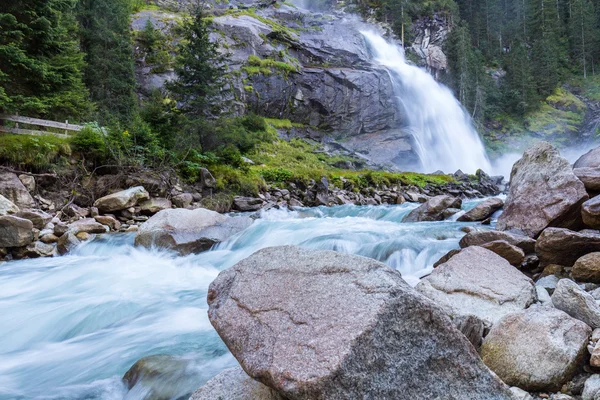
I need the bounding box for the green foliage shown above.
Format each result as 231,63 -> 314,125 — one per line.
246,55 -> 299,75
0,134 -> 72,170
140,90 -> 182,148
260,167 -> 294,183
71,124 -> 107,164
137,20 -> 173,73
0,0 -> 92,119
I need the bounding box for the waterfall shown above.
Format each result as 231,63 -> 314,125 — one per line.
361,31 -> 491,174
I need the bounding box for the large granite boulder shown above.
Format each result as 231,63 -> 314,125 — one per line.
480,306 -> 591,392
574,168 -> 600,192
458,197 -> 504,222
416,246 -> 536,326
0,194 -> 19,216
552,279 -> 600,328
135,208 -> 253,254
574,147 -> 600,168
402,195 -> 462,222
536,228 -> 600,266
496,142 -> 588,237
572,252 -> 600,283
190,366 -> 284,400
208,246 -> 514,400
0,172 -> 35,209
0,215 -> 34,247
93,186 -> 150,213
459,229 -> 536,253
582,196 -> 600,229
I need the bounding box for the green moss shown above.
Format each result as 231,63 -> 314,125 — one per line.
244,85 -> 254,93
224,9 -> 299,40
264,118 -> 304,129
247,55 -> 299,75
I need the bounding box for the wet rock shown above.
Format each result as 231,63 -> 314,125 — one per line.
208,245 -> 514,400
575,146 -> 600,168
18,174 -> 35,192
583,196 -> 600,229
139,198 -> 172,214
233,196 -> 264,212
573,253 -> 600,283
416,246 -> 536,326
12,241 -> 55,258
171,192 -> 193,208
0,216 -> 34,248
536,228 -> 600,267
497,142 -> 588,237
480,240 -> 525,266
190,366 -> 283,400
459,229 -> 536,254
16,209 -> 52,230
0,194 -> 19,216
94,215 -> 121,231
53,223 -> 69,237
481,306 -> 590,392
57,232 -> 80,255
458,197 -> 504,222
574,168 -> 600,192
552,278 -> 600,328
0,172 -> 35,208
135,208 -> 253,255
69,218 -> 109,234
402,195 -> 462,222
93,186 -> 150,213
433,249 -> 460,267
583,374 -> 600,400
40,233 -> 58,244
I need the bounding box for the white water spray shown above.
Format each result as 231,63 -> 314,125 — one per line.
361,31 -> 491,174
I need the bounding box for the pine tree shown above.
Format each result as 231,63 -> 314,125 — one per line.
502,39 -> 538,114
0,0 -> 91,119
77,0 -> 137,125
569,0 -> 599,77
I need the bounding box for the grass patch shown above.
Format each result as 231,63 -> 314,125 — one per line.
264,118 -> 304,129
0,134 -> 72,170
247,55 -> 299,75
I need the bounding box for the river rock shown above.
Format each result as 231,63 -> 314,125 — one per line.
208,245 -> 514,400
509,387 -> 534,400
172,192 -> 193,208
93,186 -> 150,213
57,232 -> 80,255
0,172 -> 36,208
135,208 -> 253,255
458,197 -> 504,222
69,218 -> 109,234
552,278 -> 600,328
190,366 -> 284,400
402,195 -> 462,222
416,246 -> 536,326
583,196 -> 600,229
459,229 -> 536,254
16,209 -> 51,230
583,374 -> 600,400
139,198 -> 172,214
536,228 -> 600,266
573,253 -> 600,283
480,240 -> 526,266
64,203 -> 89,219
480,305 -> 591,392
93,215 -> 121,231
575,147 -> 600,168
496,142 -> 588,237
233,196 -> 264,212
0,216 -> 34,248
0,194 -> 19,216
574,168 -> 600,192
12,241 -> 55,259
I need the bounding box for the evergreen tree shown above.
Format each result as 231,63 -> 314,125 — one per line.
0,0 -> 91,119
569,0 -> 599,77
502,39 -> 538,114
77,0 -> 137,125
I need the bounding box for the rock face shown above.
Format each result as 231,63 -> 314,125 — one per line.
402,195 -> 462,222
190,366 -> 284,400
496,142 -> 588,237
0,194 -> 19,216
0,172 -> 35,209
459,229 -> 536,254
536,228 -> 600,266
0,215 -> 34,247
93,186 -> 150,213
458,197 -> 504,222
574,146 -> 600,168
552,279 -> 600,328
572,253 -> 600,283
582,196 -> 600,229
480,306 -> 591,392
135,208 -> 253,254
416,246 -> 536,326
208,246 -> 513,400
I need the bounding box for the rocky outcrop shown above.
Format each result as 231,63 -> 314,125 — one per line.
459,229 -> 536,254
135,208 -> 253,254
497,142 -> 588,237
416,246 -> 536,326
402,195 -> 461,222
536,228 -> 600,267
0,216 -> 34,248
410,15 -> 449,76
552,279 -> 600,328
190,366 -> 284,400
480,306 -> 591,392
93,186 -> 150,213
458,197 -> 503,222
208,246 -> 513,399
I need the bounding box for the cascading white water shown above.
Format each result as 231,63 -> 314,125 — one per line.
361,31 -> 491,174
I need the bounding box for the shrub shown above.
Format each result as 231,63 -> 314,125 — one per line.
71,124 -> 107,164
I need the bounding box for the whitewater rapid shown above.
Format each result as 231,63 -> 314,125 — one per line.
0,201 -> 494,400
361,31 -> 491,175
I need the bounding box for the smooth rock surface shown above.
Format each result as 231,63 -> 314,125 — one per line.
480,240 -> 525,266
69,218 -> 109,234
416,246 -> 536,326
458,197 -> 504,222
552,278 -> 600,328
0,194 -> 19,216
481,306 -> 591,392
402,195 -> 462,222
575,146 -> 600,168
139,198 -> 172,214
497,142 -> 588,237
233,196 -> 264,212
189,366 -> 283,400
536,228 -> 600,266
0,172 -> 35,208
16,209 -> 51,230
459,229 -> 536,254
574,167 -> 600,192
573,252 -> 600,283
93,186 -> 149,213
208,246 -> 514,400
0,216 -> 34,248
135,208 -> 253,254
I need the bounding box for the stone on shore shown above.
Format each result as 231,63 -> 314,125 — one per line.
208,246 -> 514,400
139,198 -> 172,214
582,196 -> 600,229
574,167 -> 600,192
459,229 -> 536,254
497,142 -> 588,237
457,197 -> 504,222
93,186 -> 149,213
189,366 -> 284,400
16,209 -> 52,230
0,194 -> 19,216
536,228 -> 600,267
0,215 -> 34,248
575,146 -> 600,169
479,240 -> 525,266
572,253 -> 600,283
0,172 -> 35,208
402,195 -> 462,222
552,278 -> 600,328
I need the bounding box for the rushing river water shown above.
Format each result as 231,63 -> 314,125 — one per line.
0,200 -> 496,400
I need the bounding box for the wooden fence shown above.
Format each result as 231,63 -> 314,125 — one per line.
0,114 -> 84,138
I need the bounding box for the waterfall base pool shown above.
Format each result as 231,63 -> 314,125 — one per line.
0,202 -> 494,400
